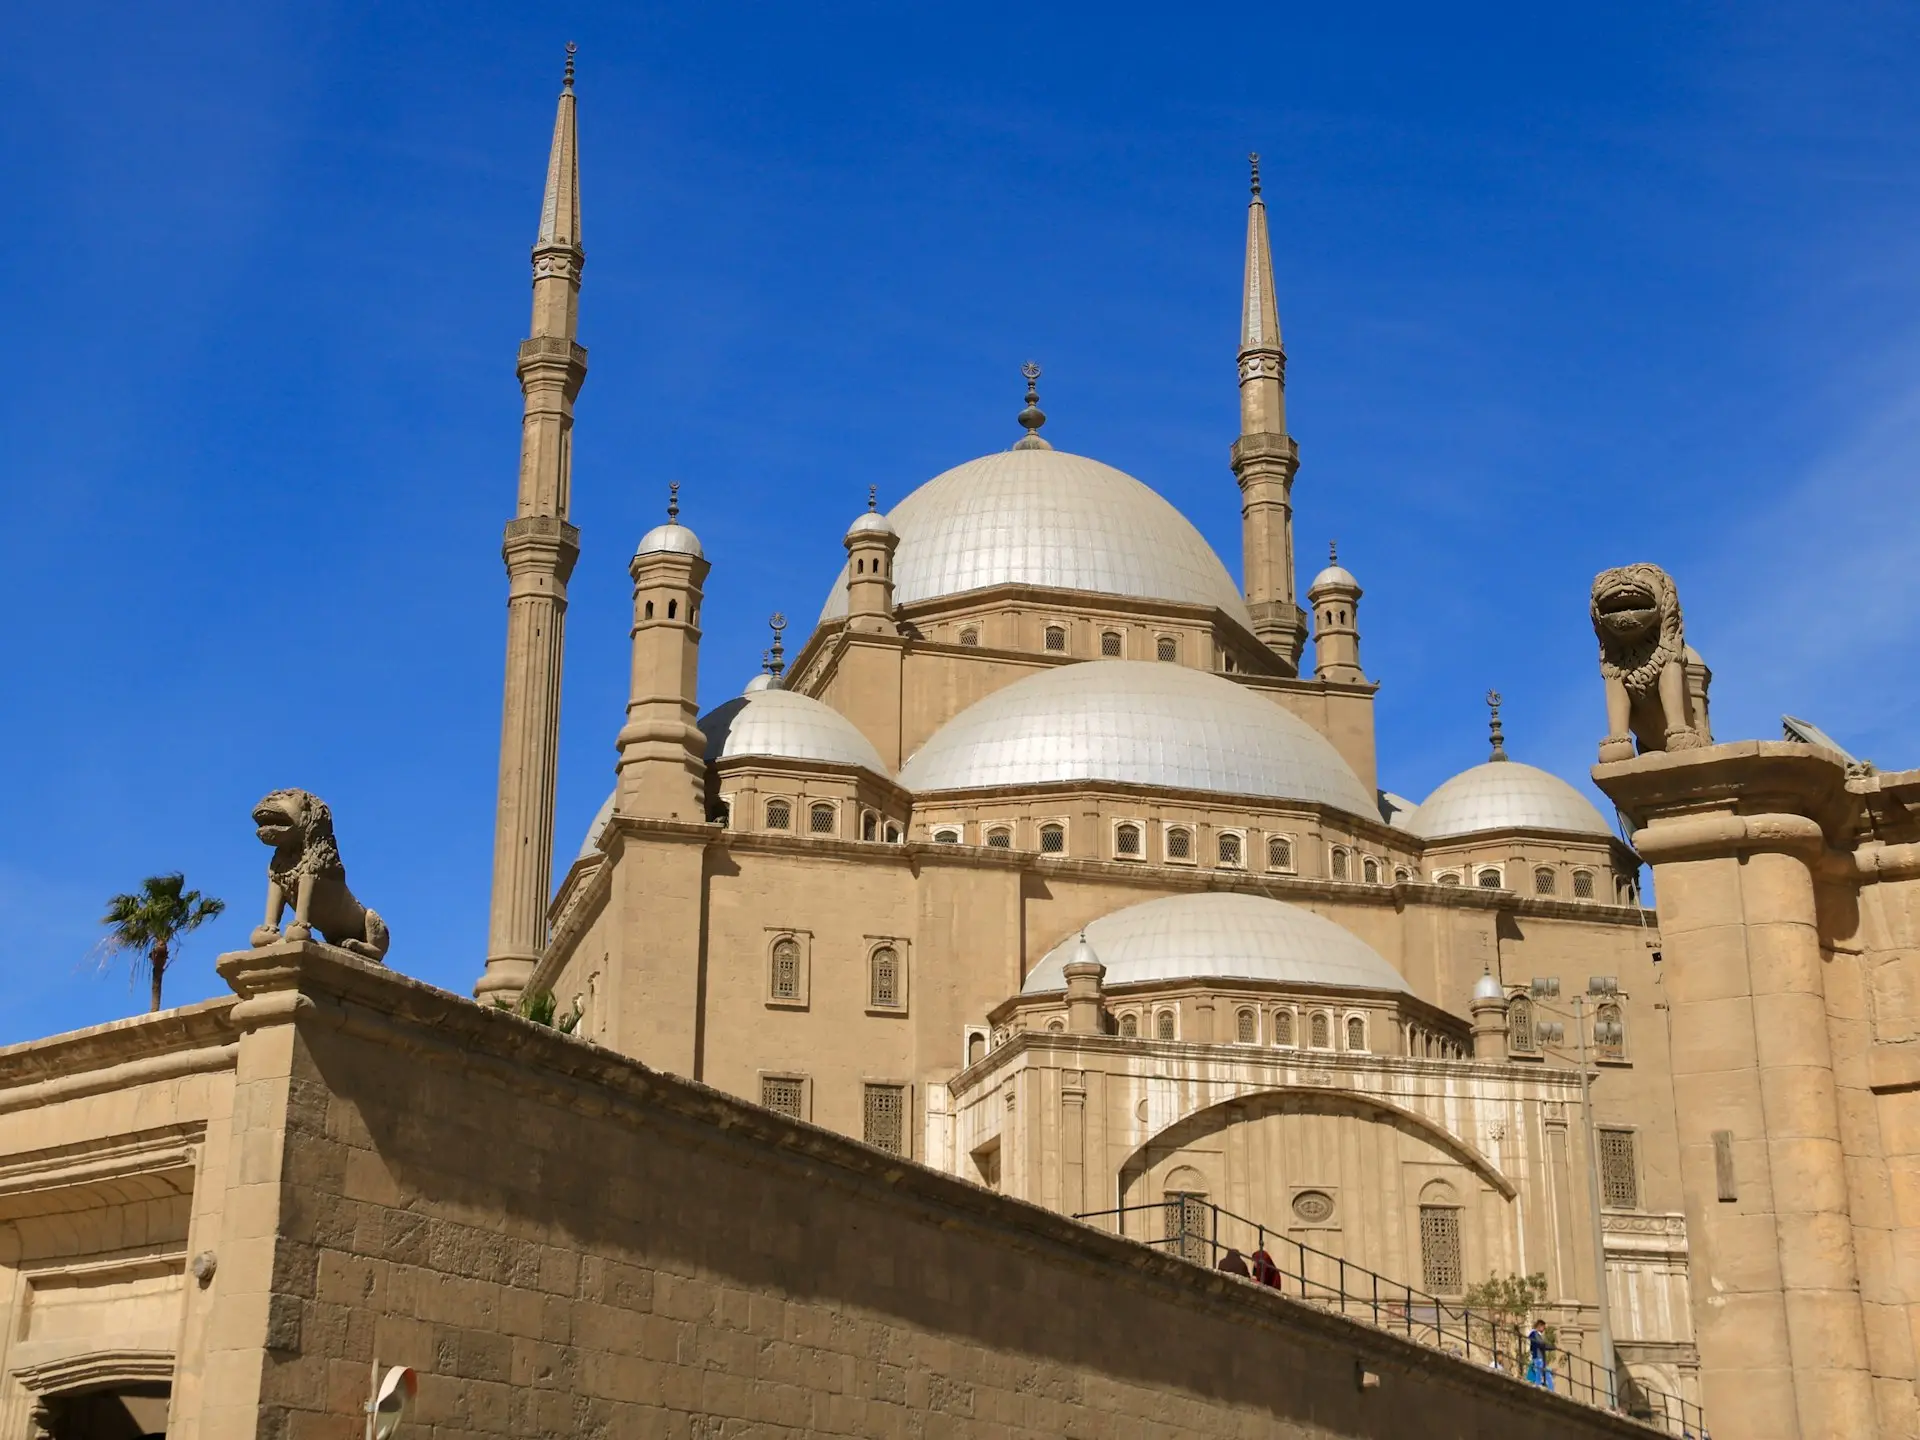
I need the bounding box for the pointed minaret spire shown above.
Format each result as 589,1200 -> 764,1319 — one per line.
480,48 -> 591,1004
1487,690 -> 1509,762
1231,152 -> 1308,672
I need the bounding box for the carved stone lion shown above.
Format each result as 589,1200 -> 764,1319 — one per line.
248,789 -> 390,961
1591,564 -> 1709,762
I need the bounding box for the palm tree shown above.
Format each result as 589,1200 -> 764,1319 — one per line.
100,873 -> 226,1012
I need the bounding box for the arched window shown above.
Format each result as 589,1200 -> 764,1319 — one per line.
1268,835 -> 1294,871
883,822 -> 902,843
1115,823 -> 1142,858
1436,870 -> 1462,886
1509,995 -> 1535,1053
855,558 -> 864,574
861,811 -> 878,841
1047,1018 -> 1066,1032
1164,1177 -> 1210,1263
868,946 -> 901,1009
932,827 -> 961,844
769,937 -> 801,1001
959,626 -> 979,647
1101,630 -> 1123,657
1331,848 -> 1350,881
1477,867 -> 1503,889
1039,823 -> 1066,854
1573,869 -> 1596,899
1596,1001 -> 1625,1060
967,1032 -> 985,1067
1394,866 -> 1411,883
1273,1010 -> 1294,1046
985,826 -> 1012,849
1119,1013 -> 1138,1039
765,798 -> 791,830
1156,1010 -> 1176,1041
1236,1008 -> 1257,1044
1044,625 -> 1067,652
1165,827 -> 1193,861
1346,1015 -> 1366,1051
809,802 -> 836,835
1419,1182 -> 1463,1294
1310,1012 -> 1331,1048
667,599 -> 677,619
644,600 -> 654,619
1217,832 -> 1243,867
1156,635 -> 1177,662
1362,856 -> 1380,885
1535,866 -> 1558,895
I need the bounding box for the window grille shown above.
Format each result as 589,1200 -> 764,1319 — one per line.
932,828 -> 960,844
986,827 -> 1011,848
770,938 -> 800,1001
869,946 -> 900,1008
958,626 -> 979,647
1477,868 -> 1503,889
810,802 -> 836,834
1101,631 -> 1122,657
1419,1206 -> 1463,1293
1273,1011 -> 1293,1046
1165,828 -> 1192,860
863,1084 -> 906,1155
1346,1015 -> 1365,1050
1600,1129 -> 1639,1209
1156,1011 -> 1175,1041
1310,1012 -> 1330,1048
1331,848 -> 1349,881
1596,1002 -> 1625,1061
884,822 -> 901,843
1394,866 -> 1411,883
1218,832 -> 1242,866
1164,1192 -> 1209,1264
1119,1013 -> 1138,1039
1362,857 -> 1379,884
861,811 -> 877,841
761,1076 -> 805,1120
1115,823 -> 1141,857
1235,1009 -> 1256,1043
1156,636 -> 1177,662
1573,869 -> 1596,899
1044,625 -> 1067,652
1268,835 -> 1293,871
1437,871 -> 1462,886
1535,867 -> 1558,895
1039,823 -> 1066,854
1509,996 -> 1535,1052
765,798 -> 791,830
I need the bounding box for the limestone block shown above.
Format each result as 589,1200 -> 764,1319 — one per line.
1768,1134 -> 1854,1214
1666,994 -> 1762,1075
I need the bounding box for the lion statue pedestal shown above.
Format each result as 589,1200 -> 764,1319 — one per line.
248,788 -> 390,962
1590,563 -> 1712,762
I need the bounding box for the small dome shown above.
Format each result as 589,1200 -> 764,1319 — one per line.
1022,892 -> 1409,995
1308,562 -> 1359,595
1378,791 -> 1418,829
636,521 -> 703,559
1472,970 -> 1506,1003
577,791 -> 617,861
898,660 -> 1376,817
1407,761 -> 1612,840
818,448 -> 1251,627
743,672 -> 780,694
846,510 -> 896,540
700,689 -> 888,774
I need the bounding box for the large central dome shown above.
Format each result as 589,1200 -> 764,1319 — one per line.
817,447 -> 1252,627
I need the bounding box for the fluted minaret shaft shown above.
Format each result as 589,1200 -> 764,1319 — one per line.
480,51 -> 588,1003
1231,155 -> 1307,673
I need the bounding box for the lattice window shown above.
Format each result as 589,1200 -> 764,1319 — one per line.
761,1076 -> 805,1120
1164,1192 -> 1209,1264
1331,848 -> 1349,881
1346,1015 -> 1366,1050
770,938 -> 801,1001
1101,631 -> 1122,657
932,827 -> 960,844
1509,996 -> 1535,1053
1156,635 -> 1177,662
868,945 -> 901,1009
1437,871 -> 1462,886
1039,823 -> 1065,854
1218,832 -> 1243,867
1394,866 -> 1411,883
1268,835 -> 1293,871
1310,1012 -> 1331,1048
1600,1129 -> 1639,1209
863,1084 -> 906,1155
1477,868 -> 1503,889
959,626 -> 979,647
1573,869 -> 1596,899
861,811 -> 877,841
986,827 -> 1012,848
810,802 -> 836,834
1419,1206 -> 1463,1293
1166,827 -> 1192,860
1156,1010 -> 1176,1041
1236,1009 -> 1257,1044
1273,1010 -> 1293,1046
1119,1013 -> 1138,1039
1596,1002 -> 1625,1061
1363,856 -> 1380,885
1044,625 -> 1067,652
765,798 -> 791,830
1535,866 -> 1558,895
1115,823 -> 1141,857
884,822 -> 901,843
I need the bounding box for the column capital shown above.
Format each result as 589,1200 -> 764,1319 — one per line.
1229,431 -> 1299,479
502,516 -> 581,580
1594,741 -> 1857,848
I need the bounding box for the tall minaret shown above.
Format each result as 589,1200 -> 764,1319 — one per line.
478,46 -> 587,1004
1230,153 -> 1308,673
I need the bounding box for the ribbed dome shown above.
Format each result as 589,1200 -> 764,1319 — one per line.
701,689 -> 888,773
898,660 -> 1375,816
1407,761 -> 1612,840
1308,562 -> 1359,594
817,448 -> 1251,627
635,521 -> 703,558
1022,892 -> 1409,995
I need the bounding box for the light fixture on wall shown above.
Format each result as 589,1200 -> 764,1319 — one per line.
366,1362 -> 417,1440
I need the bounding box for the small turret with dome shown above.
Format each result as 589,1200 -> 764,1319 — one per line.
843,486 -> 901,635
636,480 -> 704,558
1307,541 -> 1364,683
617,483 -> 711,820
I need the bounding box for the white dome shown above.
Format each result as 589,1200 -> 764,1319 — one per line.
636,521 -> 703,558
898,660 -> 1375,816
1022,892 -> 1409,995
1308,562 -> 1359,594
846,510 -> 896,539
1407,761 -> 1613,840
701,689 -> 888,774
577,791 -> 617,861
817,448 -> 1251,627
743,672 -> 779,694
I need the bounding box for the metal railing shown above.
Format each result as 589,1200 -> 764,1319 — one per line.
1074,1198 -> 1709,1438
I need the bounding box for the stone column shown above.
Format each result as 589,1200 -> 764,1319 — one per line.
1063,956 -> 1106,1036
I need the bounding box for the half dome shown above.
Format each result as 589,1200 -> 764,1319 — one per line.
1022,892 -> 1409,995
898,660 -> 1375,816
1407,761 -> 1612,840
701,689 -> 888,773
817,448 -> 1251,627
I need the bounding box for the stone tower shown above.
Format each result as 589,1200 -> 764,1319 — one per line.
1231,153 -> 1307,673
616,487 -> 710,820
843,488 -> 901,636
1307,543 -> 1364,684
479,49 -> 587,1004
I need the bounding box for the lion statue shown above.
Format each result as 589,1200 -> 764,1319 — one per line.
248,788 -> 390,961
1590,563 -> 1711,762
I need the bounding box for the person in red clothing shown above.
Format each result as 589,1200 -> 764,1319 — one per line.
1249,1247 -> 1281,1287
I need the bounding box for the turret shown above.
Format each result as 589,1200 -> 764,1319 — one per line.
1063,937 -> 1107,1036
844,486 -> 900,635
615,484 -> 710,820
1470,968 -> 1510,1062
1307,542 -> 1364,683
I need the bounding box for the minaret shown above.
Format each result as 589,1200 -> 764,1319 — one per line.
1230,154 -> 1308,672
616,484 -> 710,820
1307,542 -> 1364,683
478,46 -> 588,1004
844,486 -> 901,634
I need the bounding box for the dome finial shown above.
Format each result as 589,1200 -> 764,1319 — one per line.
768,613 -> 788,678
1013,361 -> 1052,450
1329,539 -> 1337,565
867,484 -> 878,513
563,41 -> 577,90
1249,151 -> 1262,199
1486,689 -> 1508,762
667,480 -> 680,522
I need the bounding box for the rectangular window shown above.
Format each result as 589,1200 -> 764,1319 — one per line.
864,1083 -> 907,1155
1164,1192 -> 1209,1264
1600,1129 -> 1640,1209
1419,1206 -> 1463,1293
761,1075 -> 806,1120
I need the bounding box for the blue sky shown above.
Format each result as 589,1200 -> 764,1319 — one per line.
2,3 -> 1916,1040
